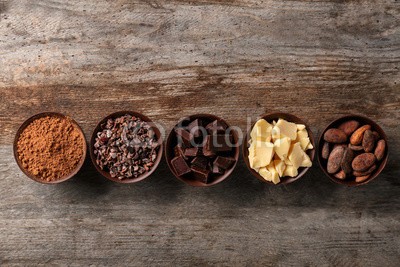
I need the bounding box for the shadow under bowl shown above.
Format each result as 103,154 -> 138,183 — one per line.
242,112 -> 315,185
317,114 -> 389,186
89,111 -> 163,184
13,112 -> 87,184
165,114 -> 239,187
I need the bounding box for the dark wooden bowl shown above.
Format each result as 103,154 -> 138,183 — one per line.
89,111 -> 163,184
13,112 -> 87,184
242,112 -> 315,185
318,114 -> 389,186
165,114 -> 239,187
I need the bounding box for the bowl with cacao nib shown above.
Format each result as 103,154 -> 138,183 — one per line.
165,114 -> 239,187
318,115 -> 388,186
90,111 -> 163,183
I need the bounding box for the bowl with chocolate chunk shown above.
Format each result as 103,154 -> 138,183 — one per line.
243,113 -> 315,185
90,111 -> 163,183
318,115 -> 388,186
165,114 -> 239,187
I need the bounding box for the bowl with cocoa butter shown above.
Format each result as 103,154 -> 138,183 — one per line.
318,115 -> 388,186
243,113 -> 315,185
90,111 -> 163,184
13,112 -> 87,184
165,114 -> 239,187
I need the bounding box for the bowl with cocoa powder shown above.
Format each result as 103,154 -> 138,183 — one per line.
90,111 -> 163,184
13,112 -> 87,184
318,115 -> 389,186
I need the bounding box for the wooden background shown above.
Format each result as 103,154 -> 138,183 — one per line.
1,0 -> 399,266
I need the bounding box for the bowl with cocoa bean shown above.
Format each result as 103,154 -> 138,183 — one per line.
318,115 -> 388,186
90,111 -> 163,183
165,114 -> 239,187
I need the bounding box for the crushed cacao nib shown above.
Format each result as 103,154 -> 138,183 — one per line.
94,114 -> 159,179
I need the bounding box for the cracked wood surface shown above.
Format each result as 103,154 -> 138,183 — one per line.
0,0 -> 399,266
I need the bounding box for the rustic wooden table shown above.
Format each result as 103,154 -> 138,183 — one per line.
1,0 -> 399,266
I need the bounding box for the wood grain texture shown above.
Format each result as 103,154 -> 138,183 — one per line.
0,0 -> 399,266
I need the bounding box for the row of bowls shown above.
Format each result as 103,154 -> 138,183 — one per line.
13,111 -> 389,187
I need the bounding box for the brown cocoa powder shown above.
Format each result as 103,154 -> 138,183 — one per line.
17,116 -> 85,181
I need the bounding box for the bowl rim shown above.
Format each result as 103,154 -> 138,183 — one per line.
242,112 -> 315,185
317,114 -> 389,186
13,112 -> 87,184
165,113 -> 239,187
89,110 -> 163,184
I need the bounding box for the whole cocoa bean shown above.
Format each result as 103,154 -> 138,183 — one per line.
348,144 -> 364,151
372,131 -> 380,140
338,120 -> 360,136
334,170 -> 346,180
353,164 -> 377,177
322,142 -> 330,160
333,143 -> 347,150
374,139 -> 386,161
341,148 -> 355,174
352,153 -> 376,172
355,175 -> 370,183
350,125 -> 371,145
327,146 -> 345,174
324,128 -> 347,144
362,130 -> 375,153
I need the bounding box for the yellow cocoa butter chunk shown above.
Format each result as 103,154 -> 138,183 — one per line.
288,142 -> 304,170
271,125 -> 281,142
273,159 -> 286,178
275,119 -> 297,140
306,142 -> 314,150
283,165 -> 298,177
248,141 -> 256,169
300,152 -> 312,167
299,137 -> 311,151
296,129 -> 309,141
296,128 -> 313,151
250,119 -> 272,142
267,163 -> 280,184
259,167 -> 272,182
249,141 -> 274,169
296,124 -> 306,131
273,137 -> 291,160
284,157 -> 293,166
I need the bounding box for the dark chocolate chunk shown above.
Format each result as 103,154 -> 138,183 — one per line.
188,119 -> 203,138
212,164 -> 224,175
174,144 -> 188,160
212,134 -> 232,152
191,156 -> 208,170
213,156 -> 236,170
171,156 -> 191,176
206,120 -> 226,135
191,165 -> 210,183
184,147 -> 200,157
175,128 -> 193,147
202,135 -> 216,157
